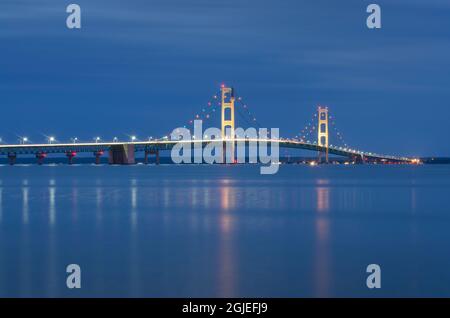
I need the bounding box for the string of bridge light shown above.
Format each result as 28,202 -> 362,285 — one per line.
235,96 -> 263,129
164,91 -> 265,139
165,91 -> 274,140
160,91 -> 221,139
296,112 -> 317,143
186,91 -> 221,130
181,90 -> 265,130
294,110 -> 352,148
327,113 -> 370,155
328,113 -> 349,148
235,106 -> 254,128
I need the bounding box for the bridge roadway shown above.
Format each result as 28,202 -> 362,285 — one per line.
0,139 -> 413,164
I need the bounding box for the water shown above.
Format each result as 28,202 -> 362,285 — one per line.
0,164 -> 450,297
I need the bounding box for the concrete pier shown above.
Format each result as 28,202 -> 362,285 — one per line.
108,144 -> 135,165
66,151 -> 76,165
8,153 -> 17,165
36,152 -> 46,165
94,151 -> 104,165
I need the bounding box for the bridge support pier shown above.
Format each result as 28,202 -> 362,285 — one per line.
145,149 -> 160,165
8,153 -> 17,165
353,154 -> 365,164
108,144 -> 135,165
36,152 -> 47,165
155,149 -> 160,165
66,151 -> 76,165
94,151 -> 104,165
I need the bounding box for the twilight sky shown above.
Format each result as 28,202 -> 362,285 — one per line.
1,0 -> 450,156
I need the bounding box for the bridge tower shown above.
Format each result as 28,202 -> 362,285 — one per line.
317,106 -> 329,163
221,85 -> 235,162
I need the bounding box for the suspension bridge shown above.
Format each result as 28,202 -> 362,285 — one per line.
0,85 -> 417,165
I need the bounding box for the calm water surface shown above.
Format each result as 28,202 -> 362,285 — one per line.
0,164 -> 450,297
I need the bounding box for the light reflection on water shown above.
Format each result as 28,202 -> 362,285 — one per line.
218,186 -> 235,297
0,165 -> 450,297
22,187 -> 29,225
315,184 -> 330,296
49,186 -> 56,226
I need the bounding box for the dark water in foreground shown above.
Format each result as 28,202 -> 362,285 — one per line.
0,164 -> 450,297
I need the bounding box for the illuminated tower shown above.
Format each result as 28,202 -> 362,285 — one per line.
317,106 -> 329,163
221,85 -> 235,162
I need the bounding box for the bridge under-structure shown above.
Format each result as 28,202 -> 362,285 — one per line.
0,139 -> 414,165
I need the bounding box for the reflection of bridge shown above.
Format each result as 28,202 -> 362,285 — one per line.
0,85 -> 416,165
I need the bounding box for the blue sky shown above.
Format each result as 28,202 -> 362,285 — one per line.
1,0 -> 450,156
